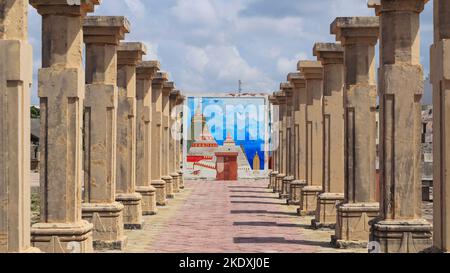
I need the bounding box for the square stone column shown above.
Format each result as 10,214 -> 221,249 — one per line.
268,95 -> 280,191
162,81 -> 175,198
280,83 -> 295,200
169,90 -> 181,193
81,16 -> 129,250
311,43 -> 345,229
369,0 -> 432,253
176,94 -> 186,189
431,0 -> 450,253
274,91 -> 287,195
287,73 -> 308,205
0,0 -> 37,253
116,42 -> 146,230
136,61 -> 160,216
29,0 -> 100,253
330,16 -> 380,248
151,72 -> 169,206
298,61 -> 324,216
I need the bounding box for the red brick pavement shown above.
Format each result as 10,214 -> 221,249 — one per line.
140,179 -> 333,253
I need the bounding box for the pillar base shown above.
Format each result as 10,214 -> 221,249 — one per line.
371,219 -> 432,253
275,173 -> 286,193
82,202 -> 127,250
178,170 -> 184,189
162,175 -> 174,199
311,192 -> 344,229
115,193 -> 143,230
299,186 -> 322,216
170,172 -> 181,193
152,180 -> 168,206
136,185 -> 158,215
31,221 -> 94,253
280,176 -> 294,199
331,202 -> 379,248
269,171 -> 279,190
287,180 -> 306,206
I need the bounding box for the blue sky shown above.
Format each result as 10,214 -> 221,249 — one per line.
28,0 -> 434,105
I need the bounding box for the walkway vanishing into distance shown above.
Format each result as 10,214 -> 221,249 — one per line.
105,179 -> 366,253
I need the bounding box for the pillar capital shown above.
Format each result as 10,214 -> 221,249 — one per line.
288,72 -> 306,88
117,42 -> 147,66
136,60 -> 160,80
163,81 -> 175,97
280,82 -> 294,98
331,17 -> 379,46
269,95 -> 278,105
367,0 -> 381,15
153,71 -> 169,86
313,42 -> 344,65
170,89 -> 181,101
298,61 -> 323,80
378,0 -> 427,13
274,91 -> 287,105
83,16 -> 130,45
434,0 -> 450,41
30,0 -> 101,16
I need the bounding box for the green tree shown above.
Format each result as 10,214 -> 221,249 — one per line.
31,106 -> 40,119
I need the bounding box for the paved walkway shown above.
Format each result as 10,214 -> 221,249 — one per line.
106,179 -> 366,253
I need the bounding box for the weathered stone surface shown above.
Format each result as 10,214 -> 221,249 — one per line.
298,61 -> 324,215
29,0 -> 100,253
162,82 -> 175,198
331,16 -> 380,248
151,72 -> 169,206
312,42 -> 345,228
370,0 -> 432,253
115,42 -> 146,229
431,0 -> 450,253
0,0 -> 37,253
136,61 -> 160,215
82,16 -> 129,249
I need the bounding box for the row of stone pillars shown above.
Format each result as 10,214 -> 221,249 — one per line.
269,0 -> 450,253
0,0 -> 185,253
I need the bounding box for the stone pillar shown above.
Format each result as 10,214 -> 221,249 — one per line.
162,81 -> 175,198
287,73 -> 308,205
268,95 -> 279,191
298,61 -> 324,216
311,43 -> 345,229
176,94 -> 186,189
169,90 -> 181,193
136,61 -> 160,216
29,0 -> 100,253
116,42 -> 146,230
431,0 -> 450,253
369,0 -> 432,253
274,91 -> 287,195
0,0 -> 37,253
151,72 -> 169,206
280,83 -> 294,200
81,16 -> 129,250
330,16 -> 380,248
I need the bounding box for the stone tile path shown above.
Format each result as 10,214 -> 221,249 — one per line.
104,179 -> 367,253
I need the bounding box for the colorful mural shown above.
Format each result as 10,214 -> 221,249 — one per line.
184,96 -> 269,180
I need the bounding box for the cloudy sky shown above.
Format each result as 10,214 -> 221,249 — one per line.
28,0 -> 434,105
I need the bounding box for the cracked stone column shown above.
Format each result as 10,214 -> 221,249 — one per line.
0,0 -> 37,253
280,83 -> 294,200
431,0 -> 450,253
81,16 -> 129,250
151,72 -> 169,206
369,0 -> 432,253
298,61 -> 324,216
274,91 -> 287,195
176,93 -> 185,189
330,16 -> 380,248
311,43 -> 345,229
29,0 -> 100,253
116,42 -> 146,230
162,81 -> 175,198
287,73 -> 308,205
169,90 -> 181,193
268,95 -> 279,191
136,61 -> 160,216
